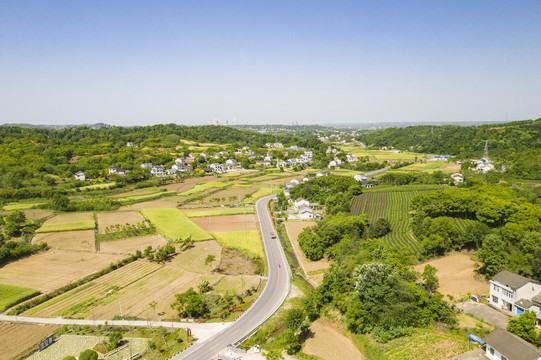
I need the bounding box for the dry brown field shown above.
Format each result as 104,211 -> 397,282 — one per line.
285,221 -> 330,274
0,323 -> 60,360
43,212 -> 93,224
109,188 -> 157,198
118,195 -> 182,211
96,211 -> 145,233
303,318 -> 364,360
191,214 -> 258,233
0,250 -> 123,293
193,186 -> 255,206
413,252 -> 488,299
32,230 -> 96,251
22,209 -> 53,220
170,240 -> 223,273
161,176 -> 219,192
98,235 -> 167,254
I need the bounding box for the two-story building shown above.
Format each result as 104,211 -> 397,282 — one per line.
489,271 -> 541,316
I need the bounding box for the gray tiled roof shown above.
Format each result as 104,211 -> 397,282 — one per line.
484,329 -> 541,360
492,270 -> 535,290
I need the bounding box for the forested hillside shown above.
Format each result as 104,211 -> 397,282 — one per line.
357,118 -> 541,179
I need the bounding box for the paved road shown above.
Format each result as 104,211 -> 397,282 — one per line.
0,315 -> 229,343
176,195 -> 291,360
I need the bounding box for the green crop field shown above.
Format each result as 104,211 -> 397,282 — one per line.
178,181 -> 229,196
241,187 -> 274,204
36,220 -> 96,233
76,182 -> 116,191
185,207 -> 255,218
338,145 -> 428,162
212,230 -> 264,258
2,201 -> 47,211
353,185 -> 442,254
0,284 -> 40,312
116,190 -> 177,204
141,208 -> 213,241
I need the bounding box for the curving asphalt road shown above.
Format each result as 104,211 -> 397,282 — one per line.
176,195 -> 291,359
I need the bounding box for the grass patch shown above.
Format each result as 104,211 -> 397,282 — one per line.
115,191 -> 177,205
2,201 -> 47,211
36,220 -> 96,233
178,182 -> 229,196
212,230 -> 264,258
232,184 -> 254,188
0,284 -> 40,312
76,182 -> 116,191
184,207 -> 255,218
242,187 -> 274,204
141,208 -> 213,241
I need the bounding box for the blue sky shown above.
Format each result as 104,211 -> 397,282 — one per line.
1,1 -> 540,126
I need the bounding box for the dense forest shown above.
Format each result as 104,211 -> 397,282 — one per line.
357,118 -> 541,179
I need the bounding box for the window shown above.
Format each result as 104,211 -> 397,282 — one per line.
489,347 -> 494,355
502,288 -> 513,298
492,296 -> 499,303
502,356 -> 508,360
493,284 -> 499,292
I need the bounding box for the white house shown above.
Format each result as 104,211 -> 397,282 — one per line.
328,160 -> 338,168
126,142 -> 134,147
140,163 -> 153,170
294,198 -> 310,211
165,169 -> 177,176
151,165 -> 164,176
74,171 -> 86,181
451,173 -> 464,185
489,271 -> 541,316
290,178 -> 300,187
294,197 -> 313,219
346,154 -> 358,163
316,171 -> 330,177
109,166 -> 128,175
354,174 -> 369,186
483,328 -> 541,360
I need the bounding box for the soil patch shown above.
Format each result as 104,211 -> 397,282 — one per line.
96,211 -> 145,233
220,247 -> 259,275
0,250 -> 124,293
0,323 -> 60,360
285,221 -> 330,274
413,252 -> 488,299
98,234 -> 168,254
119,195 -> 182,211
43,213 -> 93,224
169,240 -> 224,273
32,230 -> 96,251
22,209 -> 53,220
191,214 -> 258,233
304,318 -> 364,360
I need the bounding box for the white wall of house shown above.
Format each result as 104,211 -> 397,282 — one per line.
490,281 -> 515,311
516,283 -> 541,304
485,345 -> 506,360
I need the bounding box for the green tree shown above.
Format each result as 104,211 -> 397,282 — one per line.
205,254 -> 216,266
507,310 -> 538,345
283,308 -> 304,331
107,332 -> 123,351
422,264 -> 439,293
79,349 -> 98,360
171,287 -> 208,318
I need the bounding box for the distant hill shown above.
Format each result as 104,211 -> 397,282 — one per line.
1,123 -> 110,129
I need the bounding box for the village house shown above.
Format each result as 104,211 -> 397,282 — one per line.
108,166 -> 128,175
483,328 -> 541,360
451,173 -> 464,185
294,197 -> 313,219
316,171 -> 330,177
126,142 -> 134,147
140,163 -> 153,170
354,174 -> 369,186
150,165 -> 164,176
210,163 -> 226,173
74,171 -> 86,181
346,153 -> 358,163
165,168 -> 177,176
489,270 -> 541,317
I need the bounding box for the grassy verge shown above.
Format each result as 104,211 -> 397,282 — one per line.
141,208 -> 213,241
0,284 -> 41,312
36,220 -> 96,233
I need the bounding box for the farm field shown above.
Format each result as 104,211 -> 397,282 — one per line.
192,214 -> 258,233
0,283 -> 40,312
389,161 -> 460,173
96,211 -> 145,233
76,182 -> 116,191
178,181 -> 229,196
413,252 -> 488,299
35,220 -> 96,233
32,230 -> 96,251
2,200 -> 47,211
114,190 -> 177,204
98,234 -> 167,254
285,221 -> 330,280
161,176 -> 221,192
0,250 -> 124,293
184,207 -> 255,218
119,194 -> 181,210
212,230 -> 264,258
0,323 -> 60,360
241,186 -> 274,204
191,185 -> 256,206
338,146 -> 428,162
109,188 -> 159,198
303,318 -> 363,360
141,208 -> 213,241
353,185 -> 443,254
43,212 -> 93,223
22,209 -> 53,220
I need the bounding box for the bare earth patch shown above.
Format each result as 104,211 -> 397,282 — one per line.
96,211 -> 145,233
22,209 -> 53,220
43,212 -> 93,224
304,318 -> 364,360
32,230 -> 96,251
413,252 -> 488,299
170,240 -> 224,273
98,234 -> 167,254
220,248 -> 259,275
0,323 -> 60,360
0,250 -> 124,293
285,221 -> 330,274
191,214 -> 258,233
